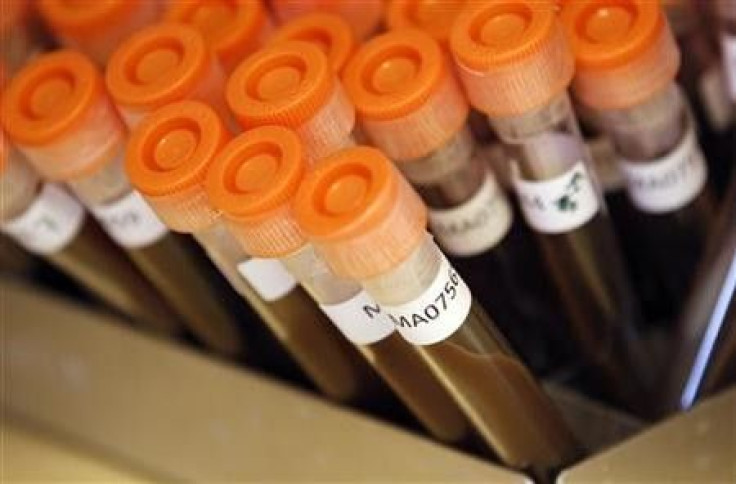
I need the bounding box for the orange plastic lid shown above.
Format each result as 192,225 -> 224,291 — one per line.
560,0 -> 680,110
386,0 -> 467,49
293,146 -> 427,279
2,50 -> 102,146
126,100 -> 230,233
450,0 -> 574,117
226,40 -> 336,129
343,29 -> 468,160
106,23 -> 211,114
164,0 -> 271,72
206,125 -> 307,257
271,13 -> 356,74
271,0 -> 384,40
38,0 -> 142,37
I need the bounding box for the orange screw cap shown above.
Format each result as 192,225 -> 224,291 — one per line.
386,0 -> 467,49
294,146 -> 427,279
206,125 -> 308,258
271,13 -> 356,74
164,0 -> 273,73
226,41 -> 355,160
450,0 -> 574,117
106,23 -> 227,129
1,49 -> 125,181
38,0 -> 160,65
343,29 -> 469,161
126,101 -> 231,234
271,0 -> 384,40
560,0 -> 680,110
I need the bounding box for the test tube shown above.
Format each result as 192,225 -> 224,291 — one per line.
294,146 -> 581,478
0,128 -> 181,334
106,23 -> 233,130
226,41 -> 356,161
37,0 -> 161,66
662,171 -> 736,413
561,0 -> 717,323
126,100 -> 378,403
450,0 -> 649,411
342,29 -> 570,373
206,124 -> 472,443
270,12 -> 356,75
164,0 -> 273,74
270,0 -> 384,40
1,50 -> 246,359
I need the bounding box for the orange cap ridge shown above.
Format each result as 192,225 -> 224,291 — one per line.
450,0 -> 574,117
271,13 -> 356,74
164,0 -> 272,73
560,0 -> 680,110
126,101 -> 230,234
271,0 -> 384,40
343,29 -> 469,161
226,40 -> 355,160
38,0 -> 160,65
1,49 -> 126,181
106,23 -> 222,126
206,125 -> 307,257
294,146 -> 427,279
386,0 -> 467,49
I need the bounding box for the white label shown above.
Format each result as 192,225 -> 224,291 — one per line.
721,34 -> 736,102
237,257 -> 298,302
320,291 -> 395,345
384,255 -> 472,346
698,65 -> 733,132
1,184 -> 85,255
91,191 -> 168,249
512,161 -> 600,234
429,172 -> 513,257
619,127 -> 707,214
588,136 -> 626,192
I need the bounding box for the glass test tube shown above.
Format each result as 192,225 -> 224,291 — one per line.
2,50 -> 246,358
270,12 -> 356,76
662,171 -> 736,413
270,0 -> 384,41
717,0 -> 736,106
0,129 -> 181,334
451,0 -> 649,412
106,23 -> 234,130
342,29 -> 570,374
164,0 -> 273,74
126,101 -> 378,403
37,0 -> 161,66
226,40 -> 357,161
206,124 -> 473,444
294,146 -> 582,479
562,0 -> 717,324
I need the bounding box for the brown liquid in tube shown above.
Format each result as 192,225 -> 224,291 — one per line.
363,235 -> 582,480
399,125 -> 571,374
280,243 -> 473,444
68,149 -> 246,358
596,84 -> 717,324
0,147 -> 181,334
193,220 -> 380,403
492,93 -> 651,413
